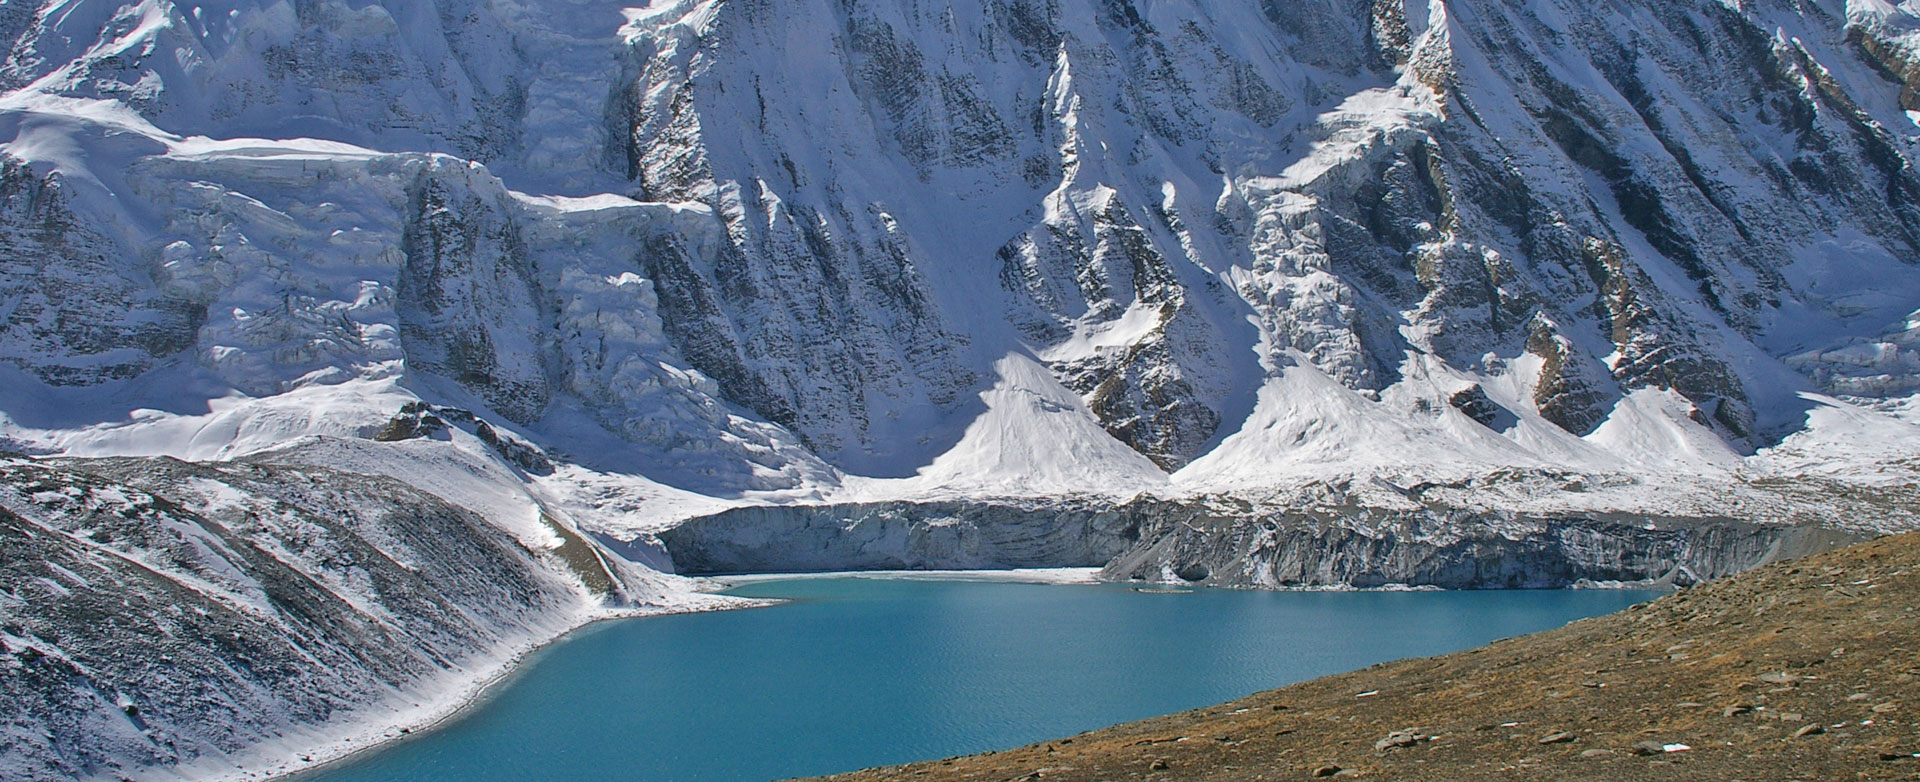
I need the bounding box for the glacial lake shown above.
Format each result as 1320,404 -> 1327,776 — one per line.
301,577 -> 1658,782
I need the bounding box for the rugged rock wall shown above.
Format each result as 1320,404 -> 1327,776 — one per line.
605,0 -> 1920,466
0,158 -> 200,385
6,0 -> 1920,493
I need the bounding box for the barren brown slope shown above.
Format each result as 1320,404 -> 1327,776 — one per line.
806,532 -> 1920,782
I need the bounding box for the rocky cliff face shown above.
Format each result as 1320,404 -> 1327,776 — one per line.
609,0 -> 1920,465
0,158 -> 200,385
5,0 -> 1920,494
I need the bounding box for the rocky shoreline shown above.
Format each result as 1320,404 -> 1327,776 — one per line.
803,531 -> 1920,781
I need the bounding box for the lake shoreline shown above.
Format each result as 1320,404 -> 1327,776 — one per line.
261,574 -> 1658,782
809,532 -> 1920,782
695,566 -> 1106,588
245,569 -> 1102,782
232,567 -> 1679,782
696,567 -> 1681,592
228,594 -> 764,782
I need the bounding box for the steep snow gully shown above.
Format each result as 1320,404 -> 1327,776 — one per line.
3,0 -> 1920,779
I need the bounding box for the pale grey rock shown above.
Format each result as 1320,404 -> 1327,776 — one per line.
1098,499 -> 1863,589
659,494 -> 1864,589
658,500 -> 1140,574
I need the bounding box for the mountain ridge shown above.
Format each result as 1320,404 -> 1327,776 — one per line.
4,0 -> 1919,507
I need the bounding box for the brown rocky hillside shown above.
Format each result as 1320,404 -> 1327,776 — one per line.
808,532 -> 1920,781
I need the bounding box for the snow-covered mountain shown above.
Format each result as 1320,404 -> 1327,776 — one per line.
5,0 -> 1920,777
7,0 -> 1920,496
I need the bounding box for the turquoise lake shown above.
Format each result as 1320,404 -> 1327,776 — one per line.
300,577 -> 1659,782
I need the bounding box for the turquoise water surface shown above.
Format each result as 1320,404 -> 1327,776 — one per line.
300,577 -> 1657,782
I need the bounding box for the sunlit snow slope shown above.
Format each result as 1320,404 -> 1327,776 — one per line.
6,0 -> 1920,508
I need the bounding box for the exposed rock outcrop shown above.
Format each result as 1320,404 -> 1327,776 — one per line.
0,455 -> 606,782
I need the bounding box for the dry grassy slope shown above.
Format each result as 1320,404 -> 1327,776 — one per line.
808,532 -> 1920,781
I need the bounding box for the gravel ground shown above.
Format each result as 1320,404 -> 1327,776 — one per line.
806,532 -> 1920,781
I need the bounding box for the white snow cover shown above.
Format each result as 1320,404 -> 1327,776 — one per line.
842,354 -> 1169,499
1,0 -> 1915,525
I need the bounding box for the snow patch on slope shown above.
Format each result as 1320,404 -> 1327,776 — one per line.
844,353 -> 1168,500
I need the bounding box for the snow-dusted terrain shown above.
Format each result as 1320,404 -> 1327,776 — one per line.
5,0 -> 1920,779
0,450 -> 751,782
